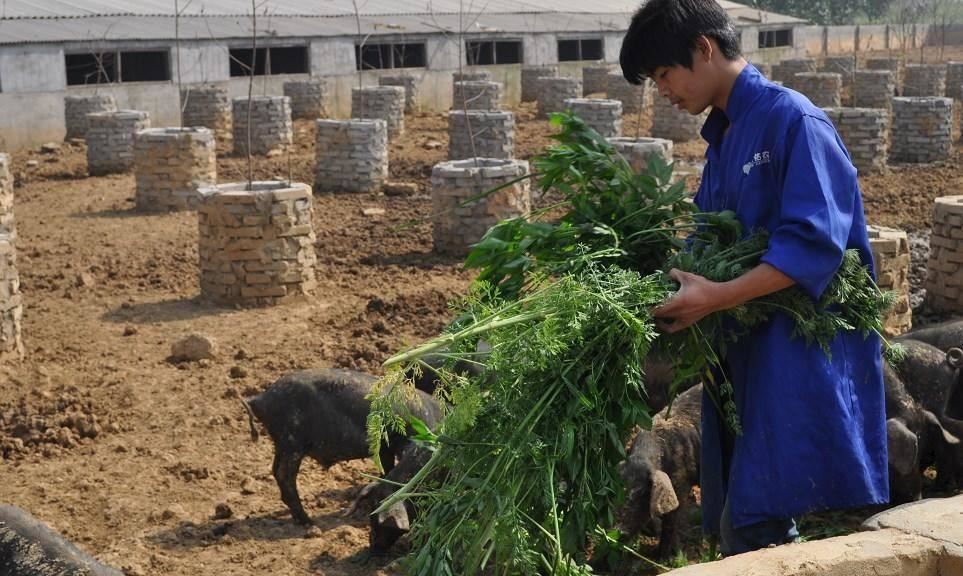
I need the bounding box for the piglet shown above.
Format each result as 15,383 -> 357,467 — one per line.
243,368 -> 441,525
620,382 -> 702,559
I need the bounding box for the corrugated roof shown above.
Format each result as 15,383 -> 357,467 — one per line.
0,0 -> 804,45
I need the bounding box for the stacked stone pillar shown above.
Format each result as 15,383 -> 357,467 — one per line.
853,70 -> 896,109
86,110 -> 151,175
351,86 -> 405,138
821,55 -> 857,92
536,77 -> 582,119
0,232 -> 21,362
521,66 -> 558,102
564,98 -> 622,138
772,58 -> 817,89
890,97 -> 953,163
180,85 -> 232,151
133,128 -> 217,212
867,225 -> 912,336
283,80 -> 329,120
232,96 -> 292,156
452,81 -> 502,111
582,65 -> 613,96
822,107 -> 889,174
607,74 -> 649,114
314,119 -> 388,193
946,62 -> 963,100
651,96 -> 707,142
431,159 -> 531,256
607,137 -> 673,173
448,111 -> 515,160
379,75 -> 419,113
902,64 -> 947,97
0,154 -> 13,238
794,72 -> 842,107
197,181 -> 317,306
866,57 -> 902,92
64,94 -> 117,140
926,196 -> 963,313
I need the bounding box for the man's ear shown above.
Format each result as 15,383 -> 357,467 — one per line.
696,35 -> 713,62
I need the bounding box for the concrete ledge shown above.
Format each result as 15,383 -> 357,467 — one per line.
662,496 -> 962,576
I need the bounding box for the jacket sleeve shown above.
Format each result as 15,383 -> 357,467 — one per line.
760,114 -> 857,300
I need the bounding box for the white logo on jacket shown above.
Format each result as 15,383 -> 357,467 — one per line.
742,151 -> 771,175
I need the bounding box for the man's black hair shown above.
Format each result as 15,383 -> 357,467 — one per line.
620,0 -> 742,85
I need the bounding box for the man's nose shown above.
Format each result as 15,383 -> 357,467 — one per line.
655,79 -> 670,99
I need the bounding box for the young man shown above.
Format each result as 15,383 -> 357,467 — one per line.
620,0 -> 888,556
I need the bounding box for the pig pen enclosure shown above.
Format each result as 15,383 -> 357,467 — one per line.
2,58 -> 963,576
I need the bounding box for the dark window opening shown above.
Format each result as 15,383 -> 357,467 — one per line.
120,51 -> 169,82
65,52 -> 117,85
466,40 -> 523,65
557,38 -> 603,62
355,42 -> 426,70
230,46 -> 308,76
759,29 -> 792,48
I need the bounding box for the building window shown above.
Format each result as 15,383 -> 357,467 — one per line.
558,38 -> 604,62
759,29 -> 793,48
66,51 -> 169,85
465,40 -> 523,65
229,46 -> 309,77
355,42 -> 427,70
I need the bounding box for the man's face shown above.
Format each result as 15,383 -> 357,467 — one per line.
650,52 -> 714,115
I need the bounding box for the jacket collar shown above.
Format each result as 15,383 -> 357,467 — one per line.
700,63 -> 766,147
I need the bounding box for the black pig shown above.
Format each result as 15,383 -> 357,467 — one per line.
243,368 -> 442,525
0,504 -> 124,576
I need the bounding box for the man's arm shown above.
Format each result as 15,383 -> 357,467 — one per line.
652,263 -> 794,333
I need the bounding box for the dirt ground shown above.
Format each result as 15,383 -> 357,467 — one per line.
1,90 -> 962,575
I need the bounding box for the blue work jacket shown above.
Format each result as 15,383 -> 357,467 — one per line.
694,64 -> 889,533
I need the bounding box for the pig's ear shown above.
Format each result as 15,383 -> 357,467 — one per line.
923,410 -> 960,445
946,347 -> 963,369
649,470 -> 679,518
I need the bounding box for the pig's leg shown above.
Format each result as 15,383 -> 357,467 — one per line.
656,507 -> 681,560
273,450 -> 310,524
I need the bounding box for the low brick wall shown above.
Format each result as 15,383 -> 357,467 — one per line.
379,75 -> 419,114
651,97 -> 707,142
607,137 -> 673,174
890,97 -> 953,164
823,107 -> 889,173
795,72 -> 843,107
351,86 -> 405,138
821,55 -> 857,91
180,85 -> 232,152
536,77 -> 582,119
867,225 -> 912,336
431,158 -> 531,256
64,94 -> 117,140
902,64 -> 947,97
853,70 -> 897,109
314,119 -> 388,194
866,56 -> 902,91
283,79 -> 328,120
452,81 -> 502,111
197,181 -> 317,307
86,110 -> 151,175
564,98 -> 622,138
232,96 -> 292,156
0,233 -> 22,363
133,127 -> 217,212
947,62 -> 963,100
452,71 -> 492,83
582,64 -> 614,96
448,110 -> 515,160
521,66 -> 557,102
607,73 -> 649,114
